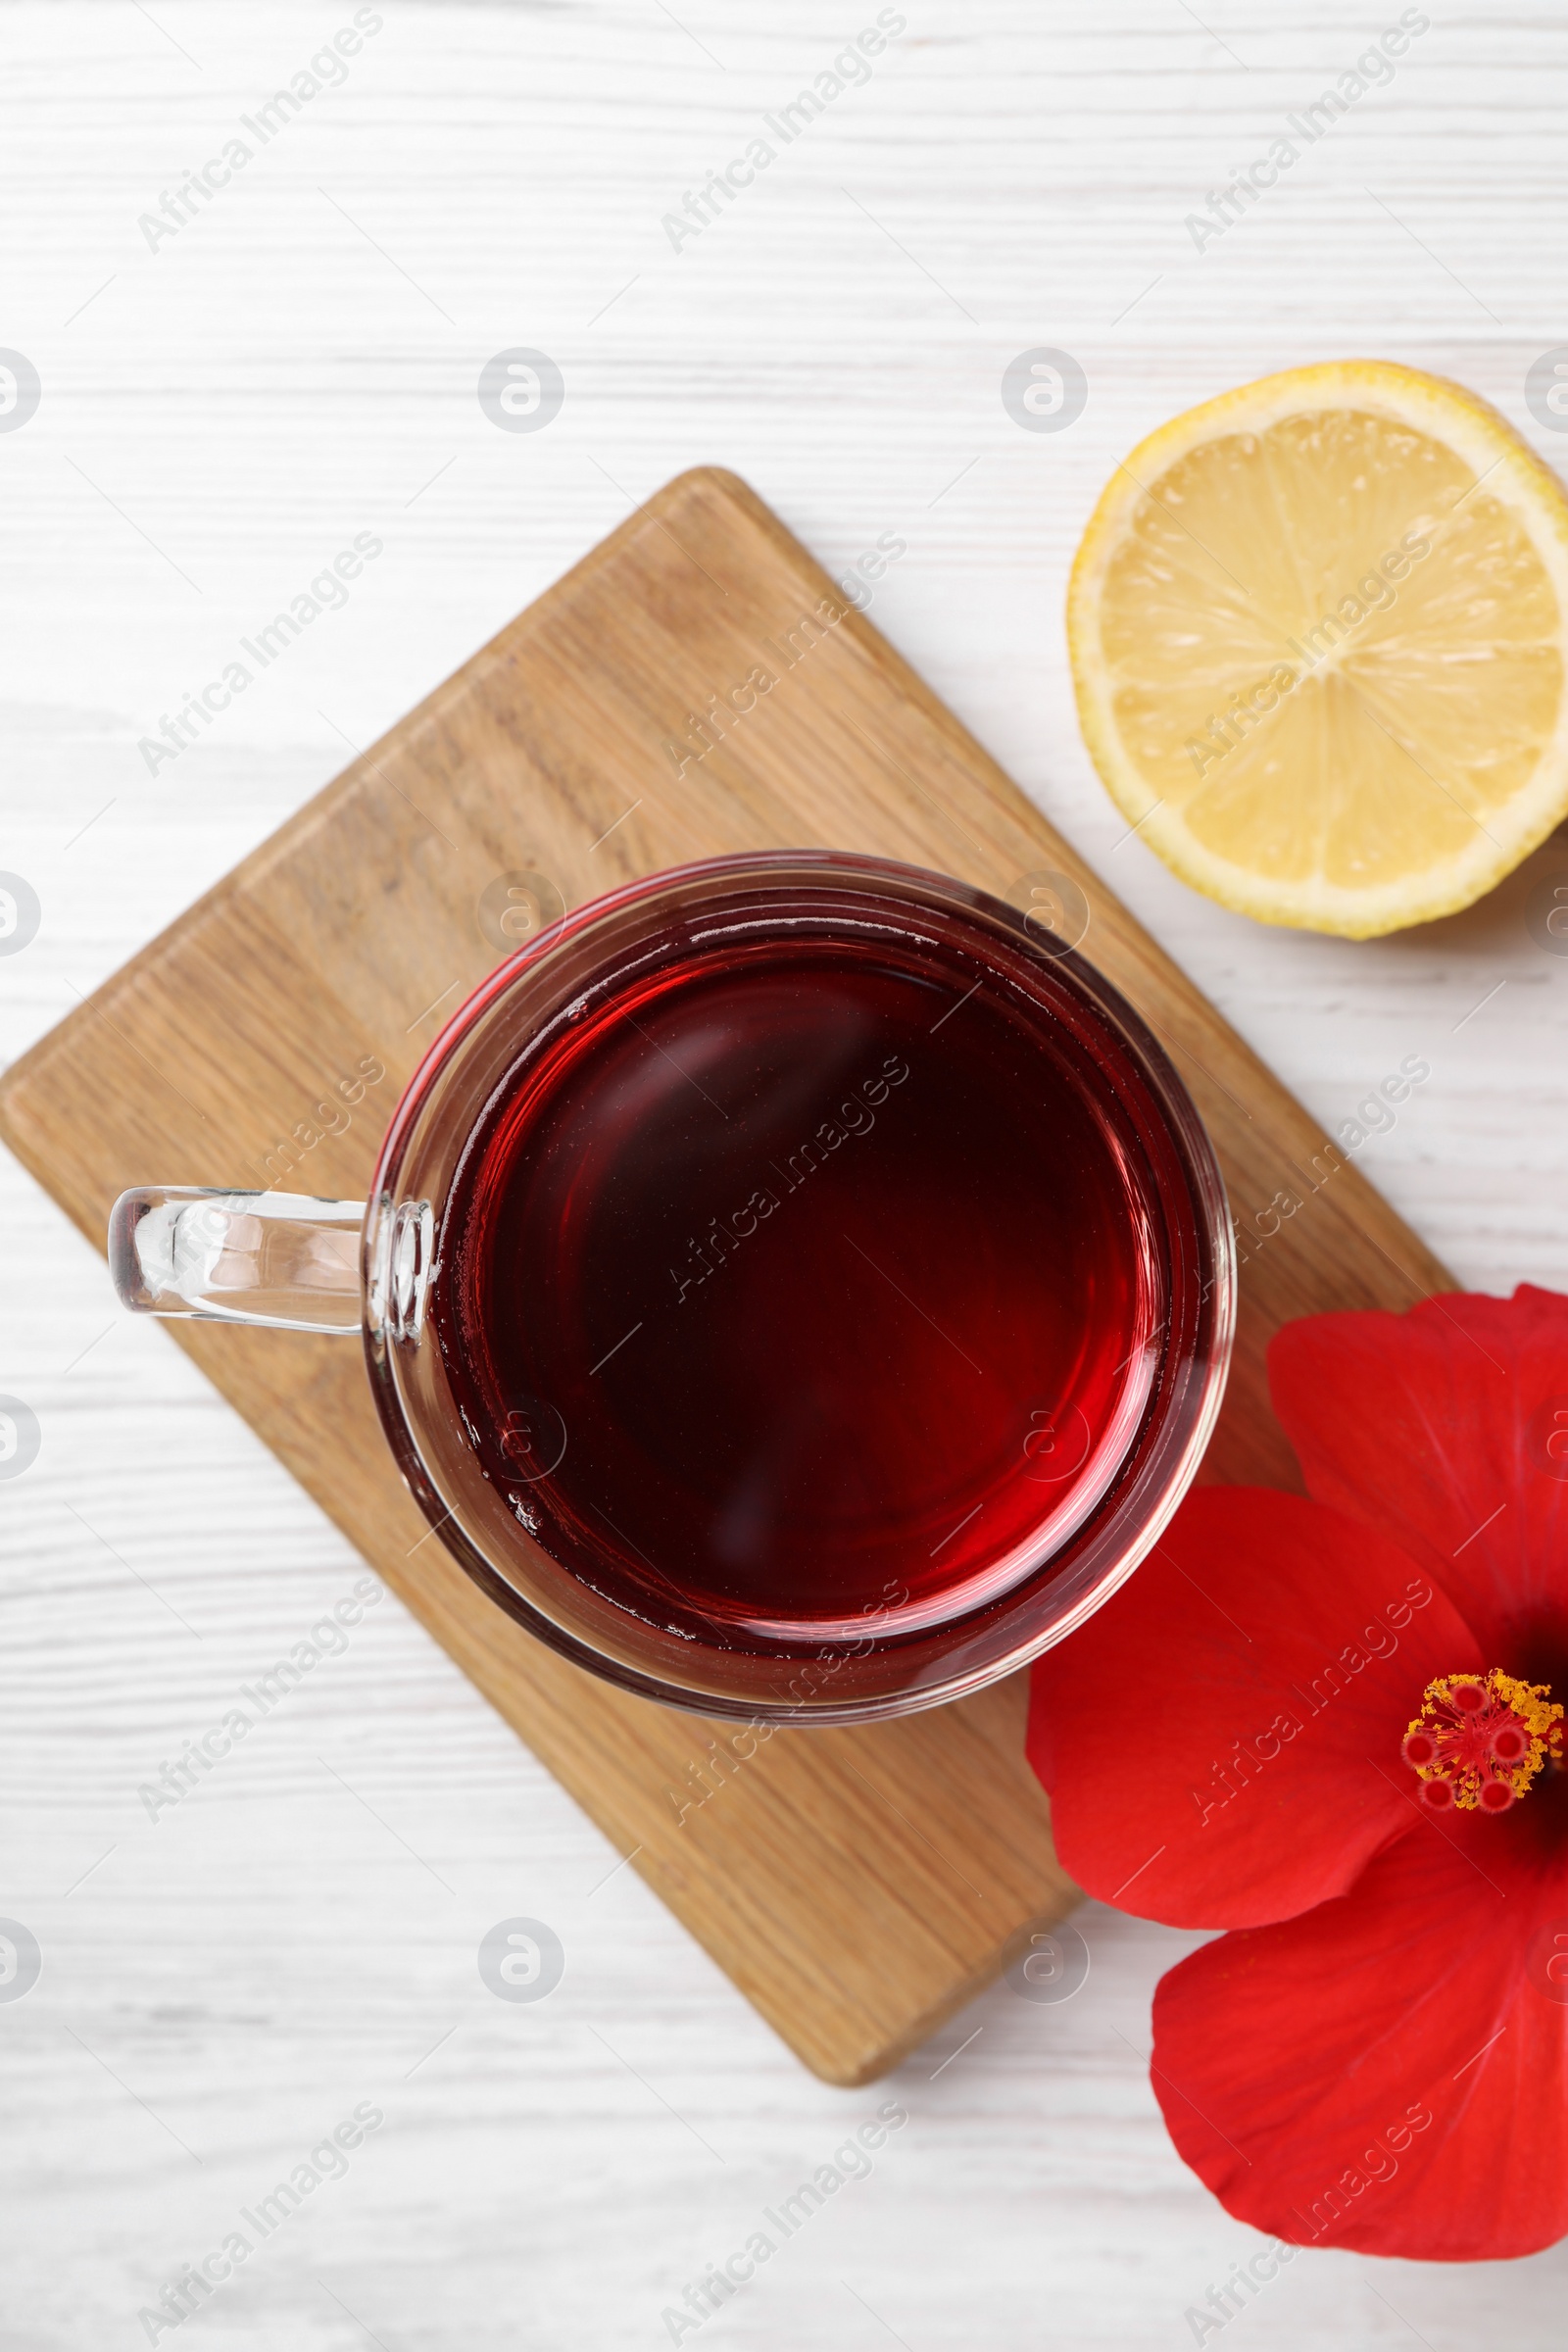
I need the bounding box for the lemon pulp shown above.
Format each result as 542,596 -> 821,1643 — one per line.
1069,364 -> 1568,935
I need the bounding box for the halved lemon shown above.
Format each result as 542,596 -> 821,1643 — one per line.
1068,360 -> 1568,936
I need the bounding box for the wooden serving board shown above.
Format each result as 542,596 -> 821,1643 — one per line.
0,468 -> 1453,2085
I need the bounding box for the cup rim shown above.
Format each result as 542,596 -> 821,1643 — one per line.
364,849 -> 1236,1723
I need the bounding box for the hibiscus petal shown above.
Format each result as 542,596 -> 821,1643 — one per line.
1151,1817 -> 1568,2260
1026,1487 -> 1479,1929
1270,1285 -> 1568,1660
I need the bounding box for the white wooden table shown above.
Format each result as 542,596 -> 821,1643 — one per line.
3,3 -> 1567,2344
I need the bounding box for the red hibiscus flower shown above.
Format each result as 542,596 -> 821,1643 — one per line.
1027,1285 -> 1568,2262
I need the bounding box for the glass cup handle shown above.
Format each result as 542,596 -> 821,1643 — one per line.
109,1188 -> 368,1335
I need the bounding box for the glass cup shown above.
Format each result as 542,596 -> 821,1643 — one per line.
109,851 -> 1234,1723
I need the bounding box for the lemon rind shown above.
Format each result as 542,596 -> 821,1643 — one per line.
1068,361 -> 1568,938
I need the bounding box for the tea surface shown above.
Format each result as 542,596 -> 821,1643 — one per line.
436,921 -> 1165,1646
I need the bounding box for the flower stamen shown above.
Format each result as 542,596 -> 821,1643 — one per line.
1402,1669 -> 1563,1813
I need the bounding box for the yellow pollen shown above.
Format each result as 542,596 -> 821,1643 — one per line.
1403,1669 -> 1563,1812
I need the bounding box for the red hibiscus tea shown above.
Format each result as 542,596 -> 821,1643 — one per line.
431,868 -> 1220,1666
111,852 -> 1232,1719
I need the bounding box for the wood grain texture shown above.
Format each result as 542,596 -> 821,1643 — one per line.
0,464 -> 1452,2085
9,7 -> 1568,2339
